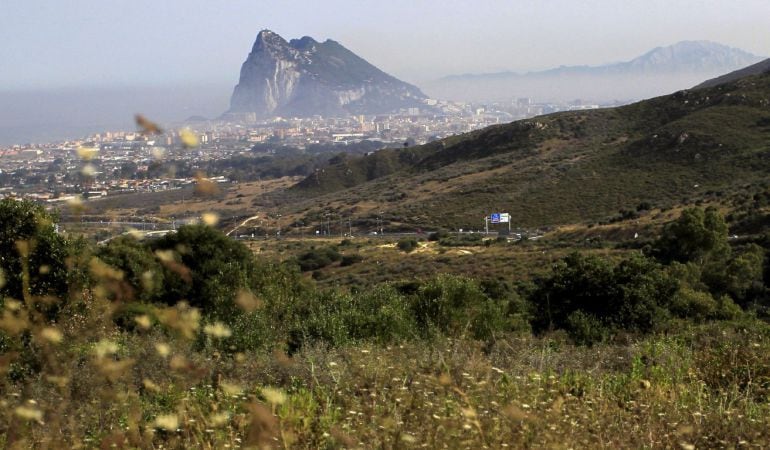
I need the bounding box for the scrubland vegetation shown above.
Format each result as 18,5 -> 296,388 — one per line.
1,196 -> 769,448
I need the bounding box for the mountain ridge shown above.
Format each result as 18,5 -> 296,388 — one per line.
282,70 -> 770,229
426,41 -> 764,102
441,41 -> 763,81
695,57 -> 770,89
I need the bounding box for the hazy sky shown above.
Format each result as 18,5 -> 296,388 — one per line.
2,0 -> 769,90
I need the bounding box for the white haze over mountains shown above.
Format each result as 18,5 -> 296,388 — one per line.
423,41 -> 765,103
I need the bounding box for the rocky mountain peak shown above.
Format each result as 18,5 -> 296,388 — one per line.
226,30 -> 430,119
251,29 -> 290,54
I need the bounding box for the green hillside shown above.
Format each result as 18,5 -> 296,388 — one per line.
285,72 -> 770,229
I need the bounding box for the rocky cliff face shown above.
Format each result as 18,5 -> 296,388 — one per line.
227,30 -> 429,118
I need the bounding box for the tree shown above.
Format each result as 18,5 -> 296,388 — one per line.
531,252 -> 616,334
653,207 -> 729,264
704,243 -> 766,306
397,237 -> 418,253
149,224 -> 263,319
411,274 -> 508,340
0,198 -> 69,303
96,236 -> 165,303
531,252 -> 678,342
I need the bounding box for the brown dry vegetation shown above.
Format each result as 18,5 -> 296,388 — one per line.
3,290 -> 770,449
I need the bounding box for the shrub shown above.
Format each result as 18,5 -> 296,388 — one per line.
343,285 -> 416,343
670,287 -> 718,321
340,254 -> 363,266
112,301 -> 157,331
531,252 -> 678,338
97,236 -> 165,303
428,230 -> 449,241
397,237 -> 418,253
653,206 -> 729,264
565,310 -> 609,346
149,224 -> 264,320
438,233 -> 484,247
411,275 -> 508,341
284,290 -> 351,353
296,246 -> 342,271
0,198 -> 70,303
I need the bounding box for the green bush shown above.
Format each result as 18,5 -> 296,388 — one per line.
285,290 -> 351,352
228,311 -> 272,352
438,233 -> 484,247
670,287 -> 718,321
340,254 -> 363,266
296,246 -> 342,271
531,252 -> 678,337
149,224 -> 264,320
411,275 -> 508,340
343,285 -> 416,343
0,198 -> 70,303
112,302 -> 157,331
565,310 -> 609,346
428,230 -> 449,241
652,206 -> 729,264
397,237 -> 418,253
97,236 -> 165,303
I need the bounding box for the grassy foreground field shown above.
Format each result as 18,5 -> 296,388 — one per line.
3,316 -> 770,448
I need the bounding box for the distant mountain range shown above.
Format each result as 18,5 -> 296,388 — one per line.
225,30 -> 430,119
424,41 -> 765,103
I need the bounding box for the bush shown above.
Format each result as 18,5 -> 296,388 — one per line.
149,224 -> 264,320
112,302 -> 157,331
411,275 -> 508,341
343,285 -> 416,343
96,236 -> 165,303
438,233 -> 484,247
296,246 -> 342,271
565,310 -> 609,346
0,198 -> 70,303
340,254 -> 363,266
397,237 -> 418,253
653,207 -> 729,264
531,252 -> 678,338
670,287 -> 718,321
428,230 -> 449,241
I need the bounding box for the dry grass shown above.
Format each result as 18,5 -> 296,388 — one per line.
3,298 -> 770,449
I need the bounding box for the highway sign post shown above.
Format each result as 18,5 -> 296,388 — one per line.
486,212 -> 511,234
